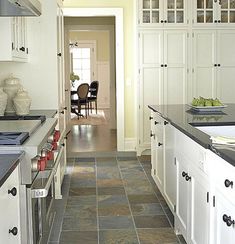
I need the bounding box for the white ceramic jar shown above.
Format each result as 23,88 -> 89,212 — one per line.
0,87 -> 7,116
13,89 -> 31,115
3,76 -> 21,113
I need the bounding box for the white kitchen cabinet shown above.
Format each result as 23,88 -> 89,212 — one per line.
150,111 -> 157,175
193,0 -> 235,25
138,0 -> 187,26
137,29 -> 187,154
0,17 -> 28,62
164,122 -> 176,213
0,165 -> 22,243
192,29 -> 235,102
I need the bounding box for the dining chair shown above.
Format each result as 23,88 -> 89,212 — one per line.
88,80 -> 99,114
77,83 -> 90,118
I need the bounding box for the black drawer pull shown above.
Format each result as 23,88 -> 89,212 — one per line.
149,116 -> 153,120
225,179 -> 233,188
154,121 -> 159,125
185,175 -> 191,181
164,121 -> 168,125
182,171 -> 187,178
150,132 -> 155,137
223,214 -> 235,227
8,187 -> 17,196
9,227 -> 18,236
158,142 -> 163,146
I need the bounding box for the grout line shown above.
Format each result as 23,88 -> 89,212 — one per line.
117,158 -> 141,244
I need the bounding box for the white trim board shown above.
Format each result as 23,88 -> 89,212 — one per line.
124,138 -> 137,152
63,8 -> 125,151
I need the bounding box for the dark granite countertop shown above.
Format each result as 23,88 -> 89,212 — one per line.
4,109 -> 57,118
148,104 -> 235,167
0,152 -> 24,187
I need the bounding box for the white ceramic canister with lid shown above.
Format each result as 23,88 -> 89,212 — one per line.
0,87 -> 8,115
3,76 -> 21,113
13,89 -> 32,115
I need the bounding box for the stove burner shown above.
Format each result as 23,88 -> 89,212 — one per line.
0,132 -> 29,145
0,115 -> 46,124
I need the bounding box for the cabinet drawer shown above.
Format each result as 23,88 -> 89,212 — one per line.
207,150 -> 235,202
175,129 -> 207,173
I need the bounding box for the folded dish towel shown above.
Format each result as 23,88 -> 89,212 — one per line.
211,136 -> 235,145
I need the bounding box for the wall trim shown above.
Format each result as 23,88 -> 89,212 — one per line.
63,7 -> 125,151
124,138 -> 137,151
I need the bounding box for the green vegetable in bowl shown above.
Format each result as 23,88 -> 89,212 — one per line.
191,97 -> 223,107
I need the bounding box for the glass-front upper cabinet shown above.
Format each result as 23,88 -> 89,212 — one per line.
194,0 -> 235,25
139,0 -> 187,25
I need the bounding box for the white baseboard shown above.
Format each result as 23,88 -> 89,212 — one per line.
124,138 -> 136,151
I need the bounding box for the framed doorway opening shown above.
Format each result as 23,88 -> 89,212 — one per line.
63,8 -> 125,151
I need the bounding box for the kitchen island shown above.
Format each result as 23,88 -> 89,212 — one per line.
148,104 -> 235,244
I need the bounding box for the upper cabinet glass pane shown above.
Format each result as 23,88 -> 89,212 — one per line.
177,0 -> 184,8
221,0 -> 229,8
168,0 -> 175,9
197,0 -> 204,8
152,0 -> 159,9
231,0 -> 235,8
143,0 -> 150,9
206,0 -> 213,8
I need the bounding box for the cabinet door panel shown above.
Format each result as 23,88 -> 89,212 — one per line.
216,31 -> 235,102
164,123 -> 176,211
193,30 -> 216,98
190,171 -> 210,244
164,31 -> 187,104
214,193 -> 235,244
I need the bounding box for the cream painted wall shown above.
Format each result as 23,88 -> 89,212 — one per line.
63,0 -> 136,138
70,31 -> 110,62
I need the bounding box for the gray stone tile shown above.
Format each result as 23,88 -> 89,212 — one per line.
97,187 -> 125,195
98,195 -> 128,206
97,166 -> 121,179
99,229 -> 139,244
117,156 -> 138,161
134,215 -> 171,228
70,178 -> 96,187
98,204 -> 131,217
96,157 -> 118,167
60,230 -> 98,244
75,157 -> 96,162
69,187 -> 96,196
137,228 -> 179,244
125,185 -> 154,195
99,216 -> 134,230
131,203 -> 164,216
64,205 -> 97,218
62,216 -> 97,231
128,194 -> 159,204
97,179 -> 124,187
67,196 -> 96,206
118,160 -> 141,170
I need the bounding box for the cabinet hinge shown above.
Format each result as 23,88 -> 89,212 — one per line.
138,69 -> 140,74
174,204 -> 176,212
139,139 -> 141,144
139,105 -> 140,109
138,19 -> 140,25
213,196 -> 216,207
192,19 -> 195,24
192,33 -> 195,38
187,68 -> 189,73
12,42 -> 14,50
138,33 -> 140,38
207,192 -> 209,203
192,68 -> 195,73
174,157 -> 176,165
187,33 -> 189,38
187,19 -> 189,24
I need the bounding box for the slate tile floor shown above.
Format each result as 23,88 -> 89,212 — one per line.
49,156 -> 187,244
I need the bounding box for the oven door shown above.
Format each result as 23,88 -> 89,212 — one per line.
29,146 -> 63,244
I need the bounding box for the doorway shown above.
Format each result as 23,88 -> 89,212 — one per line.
63,8 -> 124,153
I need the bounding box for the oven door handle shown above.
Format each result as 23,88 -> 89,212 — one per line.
31,145 -> 64,199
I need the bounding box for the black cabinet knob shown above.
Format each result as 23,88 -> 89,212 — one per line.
182,171 -> 187,178
223,214 -> 235,227
161,64 -> 164,67
185,175 -> 191,181
154,121 -> 159,125
61,143 -> 65,147
150,132 -> 155,137
9,227 -> 18,236
57,53 -> 62,57
164,121 -> 168,125
149,116 -> 153,120
161,20 -> 164,23
19,47 -> 25,52
218,64 -> 221,67
164,20 -> 167,23
164,64 -> 167,67
158,142 -> 163,146
60,111 -> 64,114
224,179 -> 233,188
64,107 -> 67,110
8,187 -> 17,196
65,89 -> 69,92
214,64 -> 217,67
214,20 -> 218,23
218,20 -> 221,23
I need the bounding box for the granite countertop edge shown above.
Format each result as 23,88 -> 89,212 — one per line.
148,104 -> 235,167
0,152 -> 25,187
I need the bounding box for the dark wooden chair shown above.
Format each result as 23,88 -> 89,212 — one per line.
88,81 -> 99,114
77,83 -> 90,118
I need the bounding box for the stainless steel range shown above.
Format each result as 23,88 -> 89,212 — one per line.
0,115 -> 63,244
